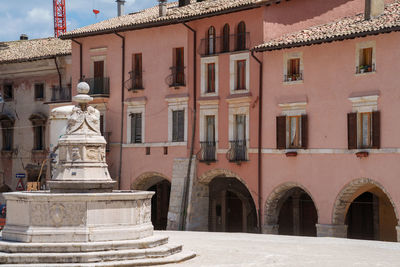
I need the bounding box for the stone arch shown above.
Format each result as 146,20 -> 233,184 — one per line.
197,168 -> 248,186
264,182 -> 319,226
131,172 -> 170,190
332,178 -> 399,225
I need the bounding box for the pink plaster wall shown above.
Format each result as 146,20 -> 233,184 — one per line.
261,32 -> 400,224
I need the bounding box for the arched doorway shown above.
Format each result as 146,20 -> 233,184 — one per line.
146,180 -> 171,230
333,179 -> 398,242
209,177 -> 257,233
131,173 -> 171,230
264,183 -> 318,237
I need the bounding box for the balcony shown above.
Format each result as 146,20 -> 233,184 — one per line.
198,141 -> 216,162
167,66 -> 186,87
50,86 -> 71,103
356,63 -> 375,74
284,71 -> 303,82
199,32 -> 250,57
226,140 -> 248,162
127,71 -> 144,91
85,77 -> 110,97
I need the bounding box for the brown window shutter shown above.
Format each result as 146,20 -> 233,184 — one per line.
347,113 -> 357,149
301,114 -> 308,149
372,111 -> 380,149
276,116 -> 286,149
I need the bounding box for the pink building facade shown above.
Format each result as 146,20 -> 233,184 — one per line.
63,0 -> 400,241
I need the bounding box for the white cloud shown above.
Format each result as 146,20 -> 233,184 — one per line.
28,8 -> 52,22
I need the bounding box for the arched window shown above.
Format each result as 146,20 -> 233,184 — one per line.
237,21 -> 246,51
207,26 -> 216,55
222,24 -> 230,52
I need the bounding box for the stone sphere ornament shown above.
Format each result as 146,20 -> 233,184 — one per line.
77,81 -> 90,94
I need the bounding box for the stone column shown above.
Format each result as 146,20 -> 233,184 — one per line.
316,224 -> 347,238
396,225 -> 400,242
262,224 -> 279,235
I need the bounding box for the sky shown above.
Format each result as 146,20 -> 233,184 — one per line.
0,0 -> 156,42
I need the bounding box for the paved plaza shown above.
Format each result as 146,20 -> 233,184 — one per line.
162,231 -> 400,267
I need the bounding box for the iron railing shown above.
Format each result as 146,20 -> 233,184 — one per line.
128,71 -> 144,91
85,77 -> 110,97
50,86 -> 71,102
227,140 -> 248,162
198,141 -> 216,162
166,66 -> 186,87
284,71 -> 303,82
103,132 -> 111,152
199,32 -> 250,56
356,63 -> 375,74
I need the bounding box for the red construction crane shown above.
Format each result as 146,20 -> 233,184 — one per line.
53,0 -> 67,37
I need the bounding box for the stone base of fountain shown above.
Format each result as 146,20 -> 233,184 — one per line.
0,191 -> 195,265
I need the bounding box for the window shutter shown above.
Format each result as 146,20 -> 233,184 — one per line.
135,114 -> 142,143
178,110 -> 184,141
276,116 -> 286,149
347,113 -> 357,149
372,111 -> 380,149
301,114 -> 308,149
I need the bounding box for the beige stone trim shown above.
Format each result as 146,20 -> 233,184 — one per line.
131,171 -> 170,190
89,47 -> 108,53
229,52 -> 250,94
200,56 -> 219,97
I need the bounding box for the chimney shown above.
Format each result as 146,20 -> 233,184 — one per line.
365,0 -> 384,20
178,0 -> 190,7
20,34 -> 28,40
159,0 -> 167,17
116,0 -> 126,16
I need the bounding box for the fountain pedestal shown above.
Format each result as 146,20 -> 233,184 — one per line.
0,82 -> 195,265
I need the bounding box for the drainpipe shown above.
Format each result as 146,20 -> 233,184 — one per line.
251,50 -> 263,233
53,56 -> 63,90
180,22 -> 197,231
114,32 -> 125,190
71,39 -> 83,80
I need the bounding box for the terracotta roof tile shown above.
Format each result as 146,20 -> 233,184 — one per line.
254,1 -> 400,51
0,38 -> 71,64
62,0 -> 265,38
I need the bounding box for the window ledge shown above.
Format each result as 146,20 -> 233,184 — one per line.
231,89 -> 249,94
283,80 -> 304,85
1,150 -> 13,155
32,150 -> 46,154
123,142 -> 187,148
355,71 -> 376,76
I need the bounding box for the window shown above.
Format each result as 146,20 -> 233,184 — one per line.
29,114 -> 46,151
236,21 -> 246,51
276,115 -> 308,149
357,47 -> 374,73
132,53 -> 143,89
173,47 -> 185,86
206,26 -> 216,55
172,110 -> 184,142
234,114 -> 246,141
130,113 -> 142,144
201,115 -> 216,161
34,83 -> 44,100
3,84 -> 13,101
236,60 -> 246,90
0,118 -> 13,151
222,24 -> 230,52
206,63 -> 216,93
286,58 -> 301,81
347,111 -> 380,149
229,114 -> 247,161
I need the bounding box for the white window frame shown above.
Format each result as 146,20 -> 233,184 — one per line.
230,52 -> 250,94
228,101 -> 250,146
278,102 -> 307,149
199,100 -> 219,160
200,56 -> 219,97
348,94 -> 379,148
166,96 -> 188,143
355,40 -> 376,75
283,51 -> 303,84
126,99 -> 146,145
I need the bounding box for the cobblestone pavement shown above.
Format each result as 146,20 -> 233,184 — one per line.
159,230 -> 400,267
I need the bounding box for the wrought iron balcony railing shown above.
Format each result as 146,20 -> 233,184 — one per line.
167,66 -> 186,87
199,32 -> 250,57
227,140 -> 248,162
284,71 -> 303,82
128,71 -> 144,91
50,86 -> 71,102
198,141 -> 216,162
356,63 -> 375,74
85,77 -> 110,97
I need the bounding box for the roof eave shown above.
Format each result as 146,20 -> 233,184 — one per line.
253,25 -> 400,52
0,53 -> 71,65
61,1 -> 269,40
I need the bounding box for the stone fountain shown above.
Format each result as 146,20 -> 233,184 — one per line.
0,82 -> 195,266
